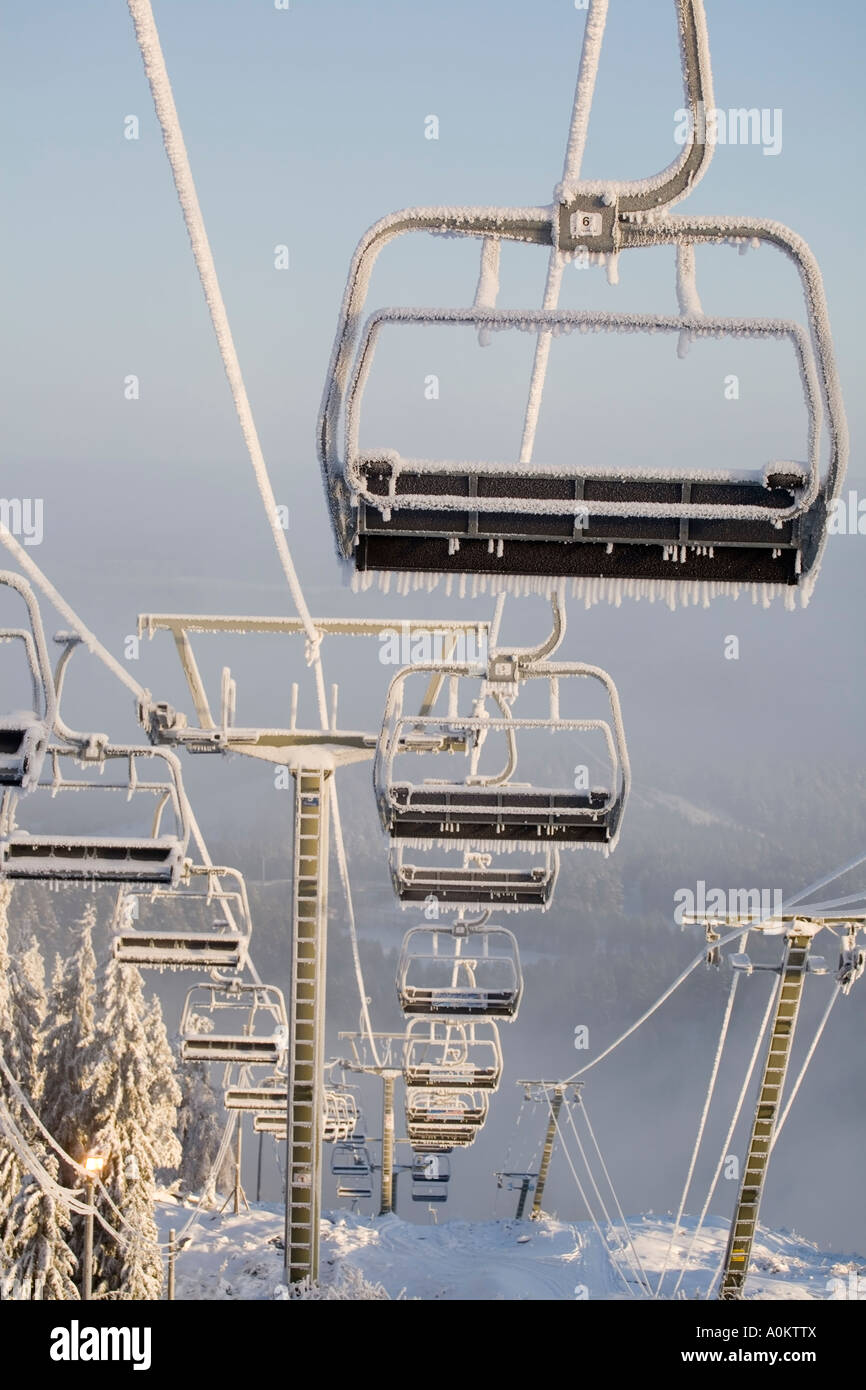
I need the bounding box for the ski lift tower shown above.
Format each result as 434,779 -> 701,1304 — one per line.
515,1080 -> 583,1218
138,612 -> 487,1284
682,910 -> 866,1300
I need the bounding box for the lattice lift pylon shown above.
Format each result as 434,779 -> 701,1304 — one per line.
718,931 -> 811,1299
515,1080 -> 583,1218
137,612 -> 490,1283
682,909 -> 866,1300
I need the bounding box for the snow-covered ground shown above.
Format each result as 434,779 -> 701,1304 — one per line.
155,1195 -> 865,1301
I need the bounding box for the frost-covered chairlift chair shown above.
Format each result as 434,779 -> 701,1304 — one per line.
111,864 -> 253,971
391,844 -> 559,911
333,1142 -> 374,1200
224,1075 -> 288,1113
318,0 -> 847,605
179,981 -> 289,1065
411,1152 -> 451,1204
0,572 -> 59,791
405,1088 -> 489,1137
396,921 -> 523,1020
330,1140 -> 374,1180
0,745 -> 191,886
402,1018 -> 503,1091
376,660 -> 629,851
253,1113 -> 287,1138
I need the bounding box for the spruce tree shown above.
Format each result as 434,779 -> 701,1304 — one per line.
144,996 -> 182,1179
39,904 -> 99,1183
87,957 -> 165,1300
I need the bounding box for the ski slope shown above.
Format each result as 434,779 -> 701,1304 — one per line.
155,1196 -> 865,1301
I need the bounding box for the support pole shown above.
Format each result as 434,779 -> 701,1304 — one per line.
256,1129 -> 264,1203
167,1228 -> 176,1302
285,768 -> 331,1284
82,1179 -> 94,1302
515,1176 -> 532,1221
233,1117 -> 243,1216
379,1071 -> 397,1216
531,1085 -> 565,1219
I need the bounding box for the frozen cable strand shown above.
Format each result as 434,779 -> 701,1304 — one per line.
125,1 -> 323,679
675,243 -> 702,358
654,934 -> 746,1299
675,243 -> 702,315
518,0 -> 609,464
127,1 -> 379,1054
542,1086 -> 636,1299
569,850 -> 866,1084
474,239 -> 501,347
667,976 -> 778,1299
561,0 -> 610,183
579,1095 -> 653,1296
0,525 -> 147,703
330,787 -> 382,1068
565,1101 -> 652,1297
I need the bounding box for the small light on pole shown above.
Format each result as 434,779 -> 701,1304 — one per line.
81,1150 -> 106,1302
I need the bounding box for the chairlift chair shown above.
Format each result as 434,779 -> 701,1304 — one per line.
391,844 -> 559,911
0,745 -> 191,886
397,923 -> 523,1020
411,1151 -> 451,1203
376,662 -> 629,852
110,865 -> 253,970
179,981 -> 288,1065
405,1088 -> 489,1135
330,1141 -> 373,1177
0,573 -> 58,791
336,1172 -> 374,1201
403,1018 -> 503,1090
253,1114 -> 286,1137
224,1083 -> 288,1114
406,1124 -> 478,1149
317,0 -> 847,605
322,1089 -> 359,1143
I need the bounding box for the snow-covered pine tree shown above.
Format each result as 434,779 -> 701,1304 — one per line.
176,1057 -> 232,1202
144,996 -> 182,1180
0,918 -> 80,1300
39,903 -> 99,1183
0,1154 -> 79,1301
0,906 -> 49,1259
87,956 -> 164,1300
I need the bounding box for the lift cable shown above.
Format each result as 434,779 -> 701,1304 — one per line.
567,849 -> 866,1084
655,932 -> 747,1298
564,1097 -> 652,1297
125,0 -> 381,1068
668,975 -> 779,1299
540,1084 -> 637,1299
576,1092 -> 653,1297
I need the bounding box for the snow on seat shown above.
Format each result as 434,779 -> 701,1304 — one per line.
402,1018 -> 503,1091
317,0 -> 847,607
110,865 -> 253,971
397,924 -> 523,1020
391,845 -> 559,911
0,744 -> 191,887
179,981 -> 288,1066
